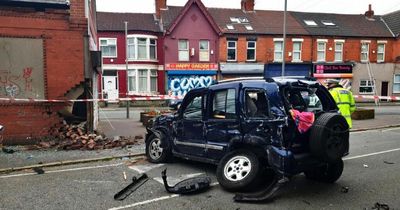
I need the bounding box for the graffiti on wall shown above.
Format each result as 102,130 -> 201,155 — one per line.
0,37 -> 44,99
168,75 -> 214,96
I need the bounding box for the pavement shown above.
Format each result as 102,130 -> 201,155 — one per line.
0,104 -> 399,171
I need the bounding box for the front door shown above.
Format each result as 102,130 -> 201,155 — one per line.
103,76 -> 118,100
381,81 -> 389,101
173,91 -> 206,157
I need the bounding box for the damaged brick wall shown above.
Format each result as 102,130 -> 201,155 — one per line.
0,1 -> 88,144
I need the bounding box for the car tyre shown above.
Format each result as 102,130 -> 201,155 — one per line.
145,133 -> 171,163
216,149 -> 260,192
309,113 -> 349,162
304,159 -> 344,183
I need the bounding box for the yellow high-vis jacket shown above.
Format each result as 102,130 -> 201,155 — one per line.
329,87 -> 356,128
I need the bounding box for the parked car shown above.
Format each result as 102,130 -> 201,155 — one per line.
145,77 -> 349,192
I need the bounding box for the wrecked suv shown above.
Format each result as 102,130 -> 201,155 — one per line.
145,77 -> 349,194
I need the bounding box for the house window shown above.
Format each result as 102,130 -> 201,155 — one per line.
377,43 -> 385,62
247,41 -> 256,61
292,41 -> 302,62
100,38 -> 117,57
178,40 -> 189,61
274,41 -> 283,62
127,35 -> 157,61
394,75 -> 400,93
128,69 -> 158,93
227,41 -> 237,61
361,42 -> 369,62
359,80 -> 374,94
317,41 -> 326,62
199,40 -> 209,62
334,41 -> 344,62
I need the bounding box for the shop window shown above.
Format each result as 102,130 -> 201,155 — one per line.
211,89 -> 236,119
359,79 -> 374,94
292,41 -> 302,62
377,43 -> 385,63
247,41 -> 256,61
128,69 -> 158,94
199,40 -> 209,62
100,38 -> 117,57
334,41 -> 344,62
127,35 -> 157,61
178,40 -> 189,61
361,42 -> 369,62
317,41 -> 326,62
394,75 -> 400,93
227,41 -> 237,61
274,41 -> 283,62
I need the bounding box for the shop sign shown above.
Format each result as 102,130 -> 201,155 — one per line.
166,63 -> 218,70
313,64 -> 353,78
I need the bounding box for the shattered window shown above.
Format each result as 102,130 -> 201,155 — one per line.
244,89 -> 270,118
183,95 -> 203,119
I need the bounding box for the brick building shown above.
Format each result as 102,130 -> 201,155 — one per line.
97,12 -> 164,98
0,0 -> 99,143
383,10 -> 400,96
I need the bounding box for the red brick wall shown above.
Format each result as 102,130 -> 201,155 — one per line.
0,5 -> 87,144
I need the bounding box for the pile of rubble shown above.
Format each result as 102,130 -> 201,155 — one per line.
36,121 -> 143,150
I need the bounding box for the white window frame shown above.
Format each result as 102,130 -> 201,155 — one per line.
394,74 -> 400,93
100,38 -> 117,58
292,38 -> 303,62
127,69 -> 158,94
274,38 -> 283,62
246,41 -> 256,61
126,35 -> 158,61
377,41 -> 386,63
361,41 -> 370,62
199,40 -> 210,62
178,39 -> 189,61
334,40 -> 345,62
359,79 -> 374,94
227,40 -> 237,62
317,39 -> 327,62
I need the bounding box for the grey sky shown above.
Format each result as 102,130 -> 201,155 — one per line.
96,0 -> 400,15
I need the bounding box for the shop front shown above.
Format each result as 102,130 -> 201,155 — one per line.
219,63 -> 264,80
264,63 -> 313,78
312,63 -> 353,89
166,63 -> 218,97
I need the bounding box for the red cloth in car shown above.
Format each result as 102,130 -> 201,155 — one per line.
289,109 -> 315,133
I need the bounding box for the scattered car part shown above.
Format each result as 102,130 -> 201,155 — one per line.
372,202 -> 390,210
2,147 -> 15,154
33,167 -> 45,174
383,161 -> 394,164
162,168 -> 211,194
114,173 -> 149,201
233,176 -> 288,202
340,186 -> 349,193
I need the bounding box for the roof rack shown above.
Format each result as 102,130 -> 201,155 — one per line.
217,77 -> 265,84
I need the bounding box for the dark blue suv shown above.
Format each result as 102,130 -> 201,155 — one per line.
145,77 -> 349,192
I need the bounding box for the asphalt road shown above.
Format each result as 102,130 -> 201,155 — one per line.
1,128 -> 400,210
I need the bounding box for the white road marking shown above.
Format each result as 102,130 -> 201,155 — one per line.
128,163 -> 164,174
108,182 -> 219,210
0,163 -> 123,179
343,148 -> 400,160
153,173 -> 204,185
381,127 -> 400,132
73,180 -> 115,184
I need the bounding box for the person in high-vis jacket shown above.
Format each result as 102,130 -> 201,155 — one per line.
327,79 -> 356,128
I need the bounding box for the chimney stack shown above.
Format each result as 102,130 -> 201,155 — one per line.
155,0 -> 167,20
241,0 -> 255,12
364,4 -> 374,19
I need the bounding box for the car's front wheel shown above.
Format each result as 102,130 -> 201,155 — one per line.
145,133 -> 171,163
216,149 -> 260,191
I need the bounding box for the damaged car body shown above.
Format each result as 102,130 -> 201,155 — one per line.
145,77 -> 349,200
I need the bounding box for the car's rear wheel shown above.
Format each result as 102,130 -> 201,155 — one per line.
304,159 -> 344,183
216,149 -> 260,191
145,133 -> 171,163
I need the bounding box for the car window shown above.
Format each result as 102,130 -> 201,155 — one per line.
211,89 -> 236,119
183,95 -> 203,120
300,90 -> 323,112
244,89 -> 270,119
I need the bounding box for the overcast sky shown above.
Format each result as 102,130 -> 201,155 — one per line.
97,0 -> 400,15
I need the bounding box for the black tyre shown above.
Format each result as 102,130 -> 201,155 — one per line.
309,113 -> 349,162
216,149 -> 260,191
304,159 -> 344,183
145,133 -> 171,163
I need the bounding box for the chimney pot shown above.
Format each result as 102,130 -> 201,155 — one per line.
155,0 -> 167,20
365,4 -> 374,19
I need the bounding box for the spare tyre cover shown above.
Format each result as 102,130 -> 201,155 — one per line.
309,113 -> 349,162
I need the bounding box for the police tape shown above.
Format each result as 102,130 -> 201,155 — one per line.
0,95 -> 183,103
0,94 -> 399,103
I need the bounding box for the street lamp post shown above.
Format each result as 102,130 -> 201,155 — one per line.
125,21 -> 130,119
281,0 -> 287,77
